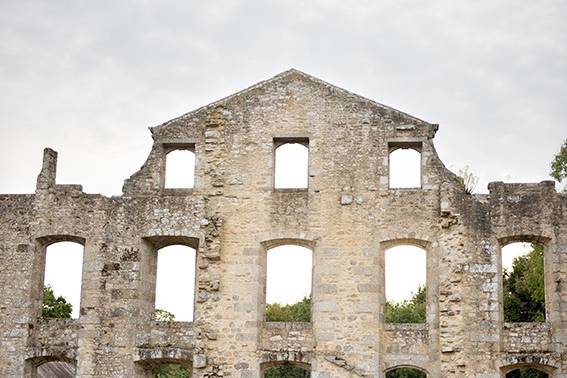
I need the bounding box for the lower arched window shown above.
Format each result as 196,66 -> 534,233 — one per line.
152,363 -> 192,377
505,368 -> 548,378
262,362 -> 310,378
26,357 -> 76,378
386,367 -> 427,378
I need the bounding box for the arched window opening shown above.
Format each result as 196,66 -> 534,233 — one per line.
155,245 -> 196,322
505,368 -> 548,378
264,364 -> 310,378
35,360 -> 76,377
385,245 -> 426,323
151,363 -> 192,377
274,141 -> 309,189
502,242 -> 545,322
43,241 -> 84,319
262,361 -> 310,378
386,367 -> 427,378
165,149 -> 195,189
389,147 -> 421,189
265,244 -> 312,322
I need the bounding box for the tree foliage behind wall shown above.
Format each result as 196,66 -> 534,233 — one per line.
42,285 -> 72,319
152,364 -> 191,378
385,286 -> 426,323
550,139 -> 567,190
264,365 -> 310,378
266,296 -> 311,322
506,368 -> 548,378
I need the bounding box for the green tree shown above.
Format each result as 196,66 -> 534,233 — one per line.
386,368 -> 427,378
152,364 -> 191,378
264,365 -> 310,378
266,296 -> 311,322
385,286 -> 426,324
503,244 -> 545,322
550,139 -> 567,190
506,368 -> 548,378
155,308 -> 176,321
42,285 -> 72,319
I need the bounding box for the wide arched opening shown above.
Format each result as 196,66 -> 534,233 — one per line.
385,366 -> 427,378
263,240 -> 313,322
383,243 -> 427,324
37,236 -> 85,320
274,140 -> 309,189
25,356 -> 76,378
261,361 -> 310,378
500,236 -> 547,323
504,368 -> 548,378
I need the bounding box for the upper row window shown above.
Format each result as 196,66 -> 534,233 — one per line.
388,143 -> 422,189
165,149 -> 195,189
162,140 -> 423,190
274,140 -> 309,189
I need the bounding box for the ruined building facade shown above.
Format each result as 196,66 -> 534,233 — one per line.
0,69 -> 566,377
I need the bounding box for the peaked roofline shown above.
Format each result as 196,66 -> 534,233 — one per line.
151,68 -> 433,132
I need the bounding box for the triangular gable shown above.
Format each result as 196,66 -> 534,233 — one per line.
152,68 -> 433,132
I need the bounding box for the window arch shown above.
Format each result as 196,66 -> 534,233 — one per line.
503,366 -> 549,377
384,244 -> 427,323
38,237 -> 85,320
25,356 -> 77,378
385,366 -> 427,378
142,236 -> 199,322
134,355 -> 193,378
154,244 -> 197,322
261,361 -> 310,378
165,149 -> 195,189
263,241 -> 313,322
274,140 -> 309,189
500,238 -> 546,323
151,363 -> 192,377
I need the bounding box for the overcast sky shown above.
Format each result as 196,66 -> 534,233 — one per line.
2,2 -> 565,320
0,0 -> 565,195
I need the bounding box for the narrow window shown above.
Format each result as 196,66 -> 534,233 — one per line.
389,147 -> 421,188
385,245 -> 426,323
274,140 -> 309,189
502,242 -> 545,322
386,367 -> 427,378
265,245 -> 312,322
506,368 -> 548,378
165,149 -> 195,189
155,245 -> 196,321
43,242 -> 84,319
152,363 -> 192,377
262,362 -> 310,378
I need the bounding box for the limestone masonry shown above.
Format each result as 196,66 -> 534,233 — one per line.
1,69 -> 566,377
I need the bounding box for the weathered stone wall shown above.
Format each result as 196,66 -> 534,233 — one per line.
0,69 -> 565,377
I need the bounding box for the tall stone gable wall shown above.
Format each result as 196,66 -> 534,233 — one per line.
0,69 -> 566,377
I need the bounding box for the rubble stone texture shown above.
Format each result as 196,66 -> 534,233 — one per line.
0,69 -> 566,377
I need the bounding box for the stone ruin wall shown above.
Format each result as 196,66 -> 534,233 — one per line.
0,69 -> 566,377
